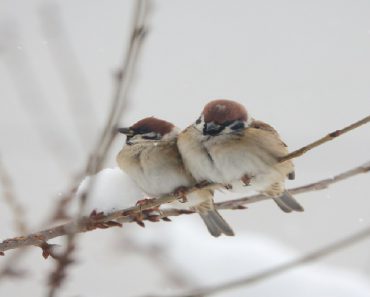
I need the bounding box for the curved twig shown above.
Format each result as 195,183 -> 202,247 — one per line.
0,161 -> 369,255
151,225 -> 370,297
279,115 -> 370,163
46,1 -> 150,296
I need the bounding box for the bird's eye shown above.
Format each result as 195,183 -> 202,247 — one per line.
195,117 -> 201,125
230,122 -> 245,130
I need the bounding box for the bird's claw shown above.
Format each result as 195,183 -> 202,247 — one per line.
132,198 -> 162,226
195,180 -> 211,188
173,186 -> 188,203
224,184 -> 233,190
241,174 -> 251,186
135,198 -> 156,207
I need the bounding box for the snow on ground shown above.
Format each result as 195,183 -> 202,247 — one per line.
69,168 -> 370,297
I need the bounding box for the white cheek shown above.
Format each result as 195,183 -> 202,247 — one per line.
127,135 -> 142,144
221,126 -> 233,134
162,127 -> 180,141
194,122 -> 203,132
194,115 -> 205,133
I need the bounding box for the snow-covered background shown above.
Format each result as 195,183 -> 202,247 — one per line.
1,0 -> 370,296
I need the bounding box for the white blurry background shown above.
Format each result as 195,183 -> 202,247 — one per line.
0,0 -> 370,296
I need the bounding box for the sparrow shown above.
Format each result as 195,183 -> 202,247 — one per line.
116,117 -> 234,237
177,99 -> 304,213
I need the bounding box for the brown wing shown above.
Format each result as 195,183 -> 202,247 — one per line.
250,120 -> 287,146
249,120 -> 295,178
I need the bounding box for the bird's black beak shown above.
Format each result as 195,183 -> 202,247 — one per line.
203,122 -> 224,136
117,127 -> 134,136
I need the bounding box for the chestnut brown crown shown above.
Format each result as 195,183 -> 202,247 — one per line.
130,117 -> 174,136
118,117 -> 175,143
202,99 -> 248,124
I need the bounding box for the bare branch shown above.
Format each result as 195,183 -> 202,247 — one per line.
60,0 -> 150,218
279,115 -> 370,163
0,155 -> 29,280
47,239 -> 75,297
217,160 -> 370,209
86,0 -> 149,176
154,225 -> 370,297
46,1 -> 151,295
38,3 -> 97,149
0,161 -> 368,255
0,155 -> 27,234
0,250 -> 28,281
121,238 -> 196,288
0,22 -> 79,175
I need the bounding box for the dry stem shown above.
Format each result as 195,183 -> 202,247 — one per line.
279,115 -> 370,163
39,3 -> 97,149
217,160 -> 370,209
0,22 -> 78,175
46,1 -> 150,296
0,161 -> 369,255
0,155 -> 27,234
158,225 -> 370,297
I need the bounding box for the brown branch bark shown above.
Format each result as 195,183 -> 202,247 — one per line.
0,22 -> 78,175
0,250 -> 28,280
0,161 -> 369,255
121,238 -> 196,288
46,1 -> 150,296
39,3 -> 97,149
48,0 -> 150,223
217,160 -> 370,209
0,155 -> 29,279
0,155 -> 27,234
279,115 -> 370,163
154,225 -> 370,297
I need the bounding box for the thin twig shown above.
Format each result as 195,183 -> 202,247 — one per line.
0,155 -> 27,234
0,161 -> 368,255
0,250 -> 28,280
155,225 -> 370,297
38,3 -> 97,149
55,0 -> 149,220
217,160 -> 370,209
121,238 -> 195,288
0,22 -> 79,175
46,1 -> 150,296
279,115 -> 370,163
0,155 -> 29,280
51,113 -> 370,222
86,0 -> 149,176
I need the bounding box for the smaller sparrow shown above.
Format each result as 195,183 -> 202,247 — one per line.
116,117 -> 234,237
177,99 -> 303,213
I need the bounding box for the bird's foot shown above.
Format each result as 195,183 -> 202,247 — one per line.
135,197 -> 157,207
241,174 -> 251,186
173,186 -> 188,203
195,180 -> 211,188
132,198 -> 161,226
224,184 -> 233,190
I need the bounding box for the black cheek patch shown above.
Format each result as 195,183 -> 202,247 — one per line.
230,122 -> 245,130
203,123 -> 225,136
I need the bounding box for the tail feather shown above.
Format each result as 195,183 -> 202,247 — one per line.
273,197 -> 293,213
192,189 -> 235,237
199,210 -> 235,237
200,212 -> 222,237
273,190 -> 304,213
